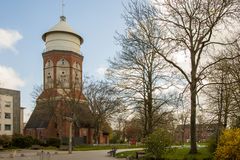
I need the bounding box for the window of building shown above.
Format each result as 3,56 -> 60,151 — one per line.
75,73 -> 79,81
5,113 -> 11,119
5,101 -> 11,107
47,73 -> 51,79
60,72 -> 66,79
4,124 -> 11,131
61,59 -> 65,65
76,63 -> 80,69
0,124 -> 1,130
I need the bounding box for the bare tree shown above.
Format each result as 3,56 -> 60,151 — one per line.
30,84 -> 67,141
203,43 -> 240,138
121,0 -> 240,153
84,79 -> 122,144
107,6 -> 177,137
125,117 -> 143,142
31,78 -> 91,144
178,109 -> 190,145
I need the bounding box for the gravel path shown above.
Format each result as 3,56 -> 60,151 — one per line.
0,148 -> 141,160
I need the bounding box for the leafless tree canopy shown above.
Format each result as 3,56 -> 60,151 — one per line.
116,0 -> 240,154
107,3 -> 178,136
84,79 -> 123,144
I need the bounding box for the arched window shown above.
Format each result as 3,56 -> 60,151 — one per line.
45,59 -> 53,68
45,60 -> 54,89
56,58 -> 70,88
56,58 -> 69,67
47,72 -> 51,79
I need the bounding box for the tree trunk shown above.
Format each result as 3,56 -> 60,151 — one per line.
189,81 -> 197,154
189,57 -> 197,154
148,73 -> 153,135
94,123 -> 100,144
181,126 -> 185,145
216,86 -> 223,143
147,92 -> 153,135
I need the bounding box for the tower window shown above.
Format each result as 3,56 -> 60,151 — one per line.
47,73 -> 51,79
61,59 -> 65,65
48,60 -> 51,67
75,74 -> 79,80
62,72 -> 65,74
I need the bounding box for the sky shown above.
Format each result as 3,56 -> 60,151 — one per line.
0,0 -> 128,122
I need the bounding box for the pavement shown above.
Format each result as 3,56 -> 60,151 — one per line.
0,148 -> 141,160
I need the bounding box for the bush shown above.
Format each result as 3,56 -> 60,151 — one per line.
145,128 -> 173,160
12,135 -> 34,148
0,135 -> 12,148
215,128 -> 240,159
46,138 -> 60,147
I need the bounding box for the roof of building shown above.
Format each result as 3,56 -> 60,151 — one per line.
25,102 -> 53,128
0,87 -> 20,94
42,16 -> 83,44
25,101 -> 94,129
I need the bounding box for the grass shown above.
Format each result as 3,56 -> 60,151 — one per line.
115,147 -> 213,160
117,150 -> 141,158
73,144 -> 143,151
163,147 -> 212,160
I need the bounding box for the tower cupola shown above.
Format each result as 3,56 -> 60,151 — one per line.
42,16 -> 83,54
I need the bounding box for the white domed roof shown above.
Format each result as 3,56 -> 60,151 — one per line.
42,16 -> 83,44
49,18 -> 75,33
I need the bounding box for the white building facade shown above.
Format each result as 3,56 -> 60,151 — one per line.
0,88 -> 23,136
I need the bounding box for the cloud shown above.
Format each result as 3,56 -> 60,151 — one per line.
96,66 -> 107,77
0,65 -> 25,90
0,28 -> 22,52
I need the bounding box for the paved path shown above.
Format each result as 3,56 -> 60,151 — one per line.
0,148 -> 141,160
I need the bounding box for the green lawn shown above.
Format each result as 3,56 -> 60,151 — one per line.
163,147 -> 212,160
115,147 -> 213,160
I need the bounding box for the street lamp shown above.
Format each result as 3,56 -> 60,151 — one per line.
65,116 -> 73,154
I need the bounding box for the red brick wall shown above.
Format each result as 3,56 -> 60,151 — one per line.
42,50 -> 83,90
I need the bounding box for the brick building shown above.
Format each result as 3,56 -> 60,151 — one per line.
175,123 -> 218,143
24,16 -> 109,145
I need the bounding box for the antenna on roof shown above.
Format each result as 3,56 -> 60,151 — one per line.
60,0 -> 66,21
61,0 -> 65,16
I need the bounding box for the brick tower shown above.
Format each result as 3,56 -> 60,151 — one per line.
42,16 -> 84,91
25,16 -> 94,144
